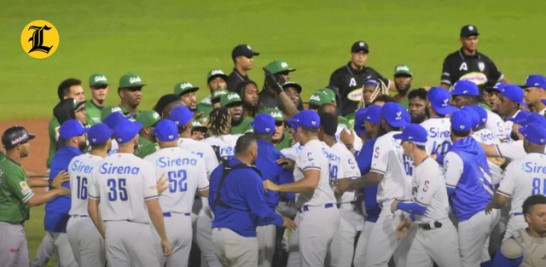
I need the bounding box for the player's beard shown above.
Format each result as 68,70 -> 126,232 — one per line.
78,139 -> 87,152
411,114 -> 427,124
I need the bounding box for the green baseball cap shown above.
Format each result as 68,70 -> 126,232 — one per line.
309,88 -> 335,106
119,72 -> 145,89
207,69 -> 228,82
394,64 -> 413,77
136,110 -> 161,128
282,81 -> 302,93
89,73 -> 108,88
211,89 -> 228,103
264,60 -> 296,75
221,92 -> 243,107
262,107 -> 284,122
192,119 -> 208,131
174,82 -> 199,95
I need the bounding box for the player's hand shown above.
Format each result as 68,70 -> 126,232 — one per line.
161,239 -> 173,256
340,129 -> 355,147
56,187 -> 71,196
395,217 -> 412,240
156,174 -> 168,194
276,157 -> 295,170
282,216 -> 297,230
390,200 -> 399,214
335,178 -> 352,194
51,170 -> 70,188
484,202 -> 494,215
263,180 -> 280,191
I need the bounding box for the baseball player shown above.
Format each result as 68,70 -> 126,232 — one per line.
0,127 -> 70,267
496,84 -> 526,139
264,110 -> 340,267
203,107 -> 241,161
88,118 -> 172,266
443,109 -> 500,267
336,102 -> 413,267
485,121 -> 546,240
197,69 -> 229,115
174,81 -> 200,112
66,123 -> 112,266
391,123 -> 461,267
317,106 -> 363,267
221,92 -> 253,134
134,110 -> 161,158
521,74 -> 546,115
420,87 -> 457,160
145,119 -> 209,266
86,73 -> 110,125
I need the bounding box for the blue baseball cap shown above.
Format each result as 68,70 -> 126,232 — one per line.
485,82 -> 506,92
500,84 -> 527,106
365,104 -> 382,125
428,87 -> 458,115
507,110 -> 531,126
451,80 -> 479,96
354,108 -> 367,135
169,105 -> 194,127
450,109 -> 473,132
521,74 -> 546,89
252,113 -> 276,134
154,119 -> 179,142
465,105 -> 487,127
380,102 -> 410,128
59,119 -> 89,139
364,79 -> 379,87
393,123 -> 428,146
519,122 -> 546,145
287,110 -> 320,131
523,112 -> 546,127
88,123 -> 112,145
460,106 -> 480,130
542,99 -> 546,105
113,119 -> 142,144
103,112 -> 127,130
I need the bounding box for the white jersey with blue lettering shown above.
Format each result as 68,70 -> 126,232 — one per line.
68,154 -> 103,216
330,142 -> 361,203
145,147 -> 209,214
412,157 -> 450,222
178,137 -> 219,175
370,131 -> 413,203
497,153 -> 546,215
485,109 -> 508,142
88,153 -> 158,223
202,134 -> 241,161
420,117 -> 452,157
472,128 -> 504,186
293,139 -> 337,207
280,142 -> 302,161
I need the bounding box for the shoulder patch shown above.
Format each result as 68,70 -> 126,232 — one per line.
20,181 -> 31,195
500,239 -> 523,259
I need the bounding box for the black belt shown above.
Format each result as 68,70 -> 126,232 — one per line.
70,214 -> 88,218
336,201 -> 356,208
418,221 -> 442,230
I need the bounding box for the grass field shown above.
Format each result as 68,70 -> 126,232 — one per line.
1,0 -> 545,265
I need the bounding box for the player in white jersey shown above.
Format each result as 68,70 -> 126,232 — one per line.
497,84 -> 526,140
337,102 -> 413,267
88,118 -> 172,267
264,110 -> 340,267
66,123 -> 111,266
486,122 -> 546,240
203,107 -> 241,161
420,87 -> 457,159
391,123 -> 461,267
145,119 -> 209,266
169,105 -> 221,267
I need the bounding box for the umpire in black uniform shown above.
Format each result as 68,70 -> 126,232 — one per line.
440,24 -> 508,89
328,41 -> 390,116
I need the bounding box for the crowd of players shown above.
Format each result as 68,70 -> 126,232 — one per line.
1,24 -> 546,267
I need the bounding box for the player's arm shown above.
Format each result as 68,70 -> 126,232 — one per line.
25,168 -> 48,178
486,162 -> 515,214
88,198 -> 105,238
480,143 -> 501,157
26,187 -> 70,206
265,168 -> 320,193
443,152 -> 464,196
485,192 -> 510,214
146,198 -> 172,256
391,200 -> 426,215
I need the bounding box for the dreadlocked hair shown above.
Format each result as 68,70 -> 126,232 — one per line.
208,107 -> 232,136
357,79 -> 389,109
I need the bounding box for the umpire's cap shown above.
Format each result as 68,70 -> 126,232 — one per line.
2,126 -> 35,149
460,24 -> 479,37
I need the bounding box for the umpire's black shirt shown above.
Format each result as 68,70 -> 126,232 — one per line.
441,48 -> 503,88
227,68 -> 249,92
328,62 -> 388,116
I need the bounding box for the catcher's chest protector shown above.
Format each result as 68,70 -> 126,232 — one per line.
513,228 -> 546,267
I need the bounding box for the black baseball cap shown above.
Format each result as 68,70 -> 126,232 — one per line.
460,24 -> 479,37
351,41 -> 369,53
231,44 -> 260,60
2,126 -> 35,149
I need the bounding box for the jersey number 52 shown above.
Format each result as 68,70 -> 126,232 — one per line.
168,169 -> 188,192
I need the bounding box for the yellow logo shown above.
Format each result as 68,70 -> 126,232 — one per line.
20,20 -> 59,59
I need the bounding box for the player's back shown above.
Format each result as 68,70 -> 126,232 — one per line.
145,147 -> 208,214
485,109 -> 508,142
178,137 -> 219,174
501,153 -> 546,216
68,154 -> 102,216
293,139 -> 336,207
421,117 -> 452,157
330,142 -> 360,203
414,158 -> 450,222
90,153 -> 157,223
202,134 -> 241,161
371,131 -> 413,203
